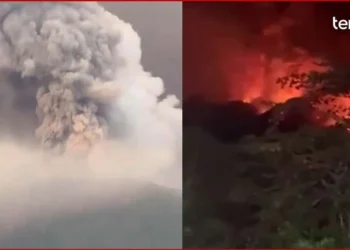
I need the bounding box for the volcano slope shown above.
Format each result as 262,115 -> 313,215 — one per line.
183,97 -> 350,248
0,182 -> 181,248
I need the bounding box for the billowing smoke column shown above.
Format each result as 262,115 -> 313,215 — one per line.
0,3 -> 182,244
0,2 -> 181,154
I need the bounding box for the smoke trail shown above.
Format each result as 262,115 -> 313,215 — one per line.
0,2 -> 182,244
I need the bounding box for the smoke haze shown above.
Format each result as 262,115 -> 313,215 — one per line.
0,2 -> 182,247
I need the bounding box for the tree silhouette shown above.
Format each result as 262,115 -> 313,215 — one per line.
184,60 -> 350,248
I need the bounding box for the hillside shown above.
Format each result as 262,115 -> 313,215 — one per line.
184,100 -> 350,247
0,183 -> 182,248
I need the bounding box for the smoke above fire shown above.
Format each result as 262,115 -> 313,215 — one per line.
184,2 -> 350,124
0,2 -> 182,241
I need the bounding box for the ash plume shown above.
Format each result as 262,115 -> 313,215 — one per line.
0,2 -> 182,244
0,2 -> 176,153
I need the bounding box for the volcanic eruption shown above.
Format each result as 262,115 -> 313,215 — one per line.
183,3 -> 350,248
184,2 -> 350,138
0,2 -> 181,156
0,2 -> 182,243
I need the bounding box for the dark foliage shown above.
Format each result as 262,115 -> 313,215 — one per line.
184,62 -> 350,247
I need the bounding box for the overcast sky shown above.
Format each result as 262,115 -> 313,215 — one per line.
100,2 -> 182,99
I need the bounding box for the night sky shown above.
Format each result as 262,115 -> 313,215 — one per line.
183,2 -> 350,102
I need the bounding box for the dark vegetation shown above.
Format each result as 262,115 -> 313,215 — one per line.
183,62 -> 350,247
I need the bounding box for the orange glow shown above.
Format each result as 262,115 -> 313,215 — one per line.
218,20 -> 350,127
184,2 -> 350,129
